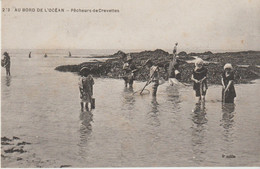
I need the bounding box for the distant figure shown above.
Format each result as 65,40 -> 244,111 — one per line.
168,55 -> 181,82
44,53 -> 48,58
221,63 -> 236,103
29,52 -> 31,58
173,42 -> 178,57
2,52 -> 11,76
122,54 -> 137,88
191,58 -> 208,103
145,59 -> 160,97
69,51 -> 72,57
79,67 -> 95,111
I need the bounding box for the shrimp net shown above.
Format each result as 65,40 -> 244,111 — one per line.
132,89 -> 150,95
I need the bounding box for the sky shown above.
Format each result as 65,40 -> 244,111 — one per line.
2,0 -> 260,51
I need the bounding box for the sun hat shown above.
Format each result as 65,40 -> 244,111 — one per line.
224,63 -> 233,70
80,66 -> 90,72
195,58 -> 204,66
80,67 -> 91,77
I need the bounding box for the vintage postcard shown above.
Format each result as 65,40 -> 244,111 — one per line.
1,0 -> 260,167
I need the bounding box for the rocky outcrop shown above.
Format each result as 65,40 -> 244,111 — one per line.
55,50 -> 260,85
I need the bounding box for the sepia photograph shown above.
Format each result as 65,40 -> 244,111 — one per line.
1,0 -> 260,167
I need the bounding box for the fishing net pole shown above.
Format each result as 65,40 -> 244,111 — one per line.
132,66 -> 159,96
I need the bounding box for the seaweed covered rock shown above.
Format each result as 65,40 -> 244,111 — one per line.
113,50 -> 127,59
55,49 -> 260,84
178,51 -> 187,57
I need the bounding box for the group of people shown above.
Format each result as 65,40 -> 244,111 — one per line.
1,46 -> 236,112
191,58 -> 236,104
78,43 -> 236,111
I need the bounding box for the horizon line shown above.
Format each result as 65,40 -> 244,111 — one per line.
1,48 -> 260,53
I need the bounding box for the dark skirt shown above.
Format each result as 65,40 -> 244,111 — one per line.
222,85 -> 236,103
123,73 -> 134,84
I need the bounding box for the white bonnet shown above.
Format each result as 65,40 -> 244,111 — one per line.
224,63 -> 233,70
195,58 -> 204,66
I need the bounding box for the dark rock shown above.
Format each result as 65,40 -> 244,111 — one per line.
1,142 -> 14,145
1,154 -> 7,158
17,157 -> 23,161
55,50 -> 260,84
200,55 -> 211,60
17,141 -> 31,146
226,155 -> 236,158
1,137 -> 12,142
203,51 -> 213,55
13,136 -> 20,140
113,50 -> 127,59
4,147 -> 27,153
188,51 -> 213,56
222,154 -> 236,158
60,165 -> 72,168
178,51 -> 187,56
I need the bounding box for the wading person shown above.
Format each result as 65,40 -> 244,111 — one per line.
145,59 -> 160,97
168,55 -> 181,84
173,42 -> 178,57
122,54 -> 137,88
79,67 -> 95,111
221,63 -> 236,103
29,52 -> 31,58
2,52 -> 11,76
191,58 -> 208,103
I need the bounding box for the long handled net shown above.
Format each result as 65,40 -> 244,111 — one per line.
132,89 -> 150,95
132,66 -> 159,95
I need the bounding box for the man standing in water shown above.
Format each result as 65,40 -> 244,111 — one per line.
29,52 -> 32,58
2,52 -> 11,76
122,54 -> 137,88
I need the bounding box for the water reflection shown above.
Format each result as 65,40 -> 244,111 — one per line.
147,97 -> 160,127
166,86 -> 181,111
191,102 -> 208,164
5,76 -> 12,87
192,102 -> 208,125
221,103 -> 235,129
145,97 -> 161,151
121,87 -> 135,113
78,111 -> 93,159
220,103 -> 236,157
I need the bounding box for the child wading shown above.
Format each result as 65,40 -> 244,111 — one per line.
221,63 -> 236,103
122,54 -> 137,88
191,58 -> 208,102
79,67 -> 94,111
145,59 -> 160,97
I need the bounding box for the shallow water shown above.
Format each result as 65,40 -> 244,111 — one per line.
1,54 -> 260,167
